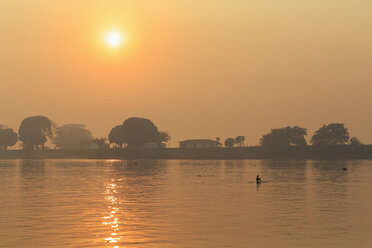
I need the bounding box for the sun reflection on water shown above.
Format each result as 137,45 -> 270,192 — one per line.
103,181 -> 121,246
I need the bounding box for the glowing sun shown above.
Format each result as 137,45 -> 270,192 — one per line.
105,30 -> 123,48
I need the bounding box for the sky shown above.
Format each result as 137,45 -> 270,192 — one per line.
1,0 -> 372,147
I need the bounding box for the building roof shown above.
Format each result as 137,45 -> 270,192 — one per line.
179,139 -> 221,145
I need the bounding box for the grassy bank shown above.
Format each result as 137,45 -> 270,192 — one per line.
1,145 -> 372,160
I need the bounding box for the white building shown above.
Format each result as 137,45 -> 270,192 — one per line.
179,139 -> 221,148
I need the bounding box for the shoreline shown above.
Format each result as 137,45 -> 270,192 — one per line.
1,146 -> 372,160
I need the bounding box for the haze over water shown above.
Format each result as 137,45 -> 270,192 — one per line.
0,159 -> 371,247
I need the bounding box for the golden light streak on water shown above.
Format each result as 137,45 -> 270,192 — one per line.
103,181 -> 122,246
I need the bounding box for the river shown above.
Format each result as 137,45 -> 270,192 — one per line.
0,159 -> 371,247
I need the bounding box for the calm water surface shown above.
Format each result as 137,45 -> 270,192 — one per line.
0,159 -> 371,248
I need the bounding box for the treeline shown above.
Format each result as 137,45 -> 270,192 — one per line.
0,116 -> 170,150
214,123 -> 360,151
0,115 -> 364,154
259,123 -> 361,155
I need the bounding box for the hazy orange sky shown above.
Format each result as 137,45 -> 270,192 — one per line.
1,1 -> 371,146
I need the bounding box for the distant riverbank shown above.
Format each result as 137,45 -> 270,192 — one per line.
1,145 -> 372,160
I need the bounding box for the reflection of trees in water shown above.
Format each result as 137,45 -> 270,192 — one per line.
260,160 -> 307,183
257,160 -> 309,238
0,160 -> 18,230
223,160 -> 247,181
310,160 -> 350,199
259,160 -> 308,198
14,160 -> 51,243
312,160 -> 349,169
258,160 -> 356,240
0,160 -> 17,178
309,160 -> 353,235
19,160 -> 46,189
18,160 -> 48,208
261,159 -> 307,168
311,160 -> 349,183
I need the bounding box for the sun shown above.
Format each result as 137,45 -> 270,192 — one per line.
105,30 -> 123,48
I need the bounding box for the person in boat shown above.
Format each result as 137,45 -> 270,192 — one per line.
256,174 -> 262,184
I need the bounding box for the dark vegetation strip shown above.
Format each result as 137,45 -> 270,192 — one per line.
1,145 -> 372,160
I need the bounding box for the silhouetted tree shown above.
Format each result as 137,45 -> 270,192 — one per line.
18,116 -> 53,150
350,137 -> 362,146
311,123 -> 349,146
235,136 -> 245,147
122,117 -> 160,148
260,126 -> 307,154
53,124 -> 93,149
108,125 -> 125,148
94,138 -> 107,149
286,126 -> 307,146
260,132 -> 289,153
158,131 -> 171,143
0,126 -> 18,151
224,138 -> 235,148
